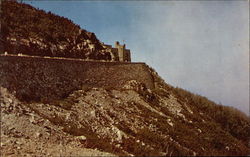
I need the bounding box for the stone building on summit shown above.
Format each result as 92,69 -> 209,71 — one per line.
103,41 -> 131,62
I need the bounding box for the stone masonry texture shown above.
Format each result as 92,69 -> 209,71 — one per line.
0,55 -> 154,101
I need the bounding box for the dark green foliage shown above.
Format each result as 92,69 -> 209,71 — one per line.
1,0 -> 111,60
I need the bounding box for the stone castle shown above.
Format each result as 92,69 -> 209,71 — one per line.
103,41 -> 131,62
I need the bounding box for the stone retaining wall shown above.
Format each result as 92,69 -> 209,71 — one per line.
0,55 -> 154,101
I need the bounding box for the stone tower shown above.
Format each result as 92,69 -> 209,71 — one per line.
114,41 -> 131,62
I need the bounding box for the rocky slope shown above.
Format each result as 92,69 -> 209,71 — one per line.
1,70 -> 249,156
0,87 -> 116,156
0,0 -> 249,156
1,0 -> 111,60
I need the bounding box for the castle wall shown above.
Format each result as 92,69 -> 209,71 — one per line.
111,48 -> 119,61
0,55 -> 154,101
124,49 -> 131,62
117,47 -> 124,61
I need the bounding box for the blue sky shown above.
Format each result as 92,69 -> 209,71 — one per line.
25,0 -> 249,115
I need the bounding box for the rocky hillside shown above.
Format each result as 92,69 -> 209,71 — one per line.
1,68 -> 249,156
0,0 -> 249,156
1,0 -> 111,60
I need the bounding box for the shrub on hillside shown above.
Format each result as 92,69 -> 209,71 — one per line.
172,87 -> 250,144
